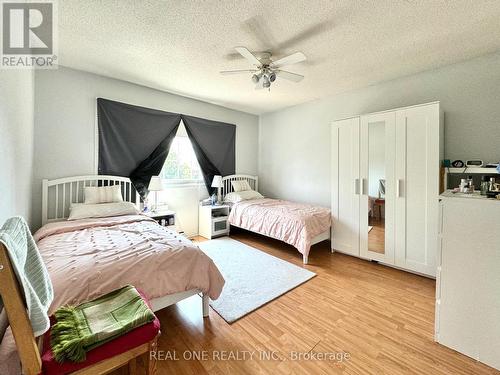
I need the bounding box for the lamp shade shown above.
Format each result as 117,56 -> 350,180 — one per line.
148,176 -> 163,191
211,175 -> 223,188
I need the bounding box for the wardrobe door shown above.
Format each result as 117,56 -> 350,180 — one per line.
359,112 -> 396,264
395,103 -> 440,277
331,117 -> 360,257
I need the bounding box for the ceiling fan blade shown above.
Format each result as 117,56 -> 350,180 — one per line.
276,70 -> 304,82
220,69 -> 257,75
235,46 -> 262,67
271,52 -> 306,68
241,16 -> 277,52
278,20 -> 334,51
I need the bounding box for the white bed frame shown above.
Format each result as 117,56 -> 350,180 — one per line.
42,175 -> 209,317
221,174 -> 331,264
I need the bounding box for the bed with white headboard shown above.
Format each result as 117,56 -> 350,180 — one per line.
39,175 -> 225,317
221,174 -> 331,264
221,174 -> 258,197
42,175 -> 141,225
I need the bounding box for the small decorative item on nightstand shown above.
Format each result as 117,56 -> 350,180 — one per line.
145,209 -> 176,230
198,204 -> 230,239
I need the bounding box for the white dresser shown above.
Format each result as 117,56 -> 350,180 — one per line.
436,191 -> 500,370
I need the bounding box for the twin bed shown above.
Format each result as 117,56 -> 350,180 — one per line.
40,175 -> 224,317
221,175 -> 331,264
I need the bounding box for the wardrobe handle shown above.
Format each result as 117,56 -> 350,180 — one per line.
354,179 -> 359,195
361,178 -> 366,195
396,179 -> 402,197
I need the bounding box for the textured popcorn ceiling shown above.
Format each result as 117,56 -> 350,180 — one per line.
59,0 -> 500,114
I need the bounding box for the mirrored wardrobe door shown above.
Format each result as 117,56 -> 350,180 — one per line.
359,112 -> 396,264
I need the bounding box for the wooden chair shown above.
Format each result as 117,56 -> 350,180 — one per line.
0,243 -> 159,375
373,198 -> 385,219
374,179 -> 386,219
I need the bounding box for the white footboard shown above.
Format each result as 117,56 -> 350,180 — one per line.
150,289 -> 209,318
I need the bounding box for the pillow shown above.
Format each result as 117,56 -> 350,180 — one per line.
224,190 -> 264,203
84,185 -> 123,204
231,180 -> 252,192
68,202 -> 139,220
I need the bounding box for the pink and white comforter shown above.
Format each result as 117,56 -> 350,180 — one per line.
33,215 -> 225,314
228,198 -> 331,258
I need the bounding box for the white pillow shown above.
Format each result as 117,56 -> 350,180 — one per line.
224,190 -> 264,203
68,202 -> 138,220
231,180 -> 252,192
84,185 -> 123,204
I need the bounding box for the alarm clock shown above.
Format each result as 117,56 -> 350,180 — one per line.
465,160 -> 483,168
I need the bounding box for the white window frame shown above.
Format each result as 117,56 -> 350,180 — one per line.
162,178 -> 204,188
160,123 -> 204,187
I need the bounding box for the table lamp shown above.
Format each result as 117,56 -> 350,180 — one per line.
148,176 -> 163,212
211,175 -> 223,205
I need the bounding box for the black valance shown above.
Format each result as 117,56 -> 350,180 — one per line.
97,98 -> 236,198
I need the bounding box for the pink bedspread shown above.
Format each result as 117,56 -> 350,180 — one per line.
33,215 -> 224,314
228,198 -> 331,257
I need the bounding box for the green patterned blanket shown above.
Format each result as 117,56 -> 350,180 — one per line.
51,285 -> 155,363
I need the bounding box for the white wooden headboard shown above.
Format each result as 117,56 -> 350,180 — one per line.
42,175 -> 140,225
221,174 -> 258,197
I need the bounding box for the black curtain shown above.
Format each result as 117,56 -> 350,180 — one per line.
181,115 -> 236,194
97,98 -> 181,198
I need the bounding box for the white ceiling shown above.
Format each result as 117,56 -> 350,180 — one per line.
58,0 -> 500,114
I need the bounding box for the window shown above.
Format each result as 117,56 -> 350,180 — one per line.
159,124 -> 203,184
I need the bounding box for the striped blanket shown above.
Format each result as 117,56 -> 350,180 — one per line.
0,216 -> 54,336
51,285 -> 155,363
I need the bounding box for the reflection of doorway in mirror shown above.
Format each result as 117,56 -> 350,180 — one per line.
368,122 -> 385,254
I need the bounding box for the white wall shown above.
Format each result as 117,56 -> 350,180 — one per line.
33,66 -> 259,230
259,51 -> 500,208
0,70 -> 34,226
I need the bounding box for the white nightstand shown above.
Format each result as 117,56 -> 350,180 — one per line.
144,209 -> 176,230
198,204 -> 230,239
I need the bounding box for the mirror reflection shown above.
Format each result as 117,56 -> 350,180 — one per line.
368,122 -> 385,254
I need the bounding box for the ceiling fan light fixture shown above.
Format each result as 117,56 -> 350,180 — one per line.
263,76 -> 271,88
221,46 -> 306,90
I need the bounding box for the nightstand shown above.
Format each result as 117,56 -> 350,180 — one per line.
144,209 -> 176,230
198,204 -> 230,239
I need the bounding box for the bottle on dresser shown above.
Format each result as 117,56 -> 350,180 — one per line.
459,176 -> 474,193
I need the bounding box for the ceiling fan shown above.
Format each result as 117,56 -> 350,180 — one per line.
220,47 -> 306,90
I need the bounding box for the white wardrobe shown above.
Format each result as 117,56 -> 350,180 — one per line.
331,102 -> 443,277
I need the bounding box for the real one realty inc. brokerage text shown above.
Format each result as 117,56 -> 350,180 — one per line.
150,350 -> 351,362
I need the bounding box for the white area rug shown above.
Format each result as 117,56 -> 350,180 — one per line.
198,237 -> 316,323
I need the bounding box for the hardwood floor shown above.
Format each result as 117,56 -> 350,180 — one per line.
119,231 -> 498,375
368,217 -> 385,254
